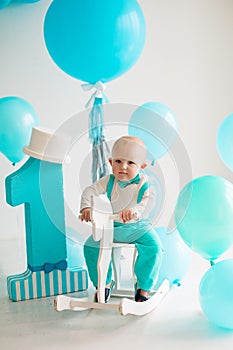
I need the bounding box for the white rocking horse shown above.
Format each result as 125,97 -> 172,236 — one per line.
55,195 -> 169,316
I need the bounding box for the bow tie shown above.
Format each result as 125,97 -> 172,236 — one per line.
43,260 -> 67,274
118,174 -> 141,188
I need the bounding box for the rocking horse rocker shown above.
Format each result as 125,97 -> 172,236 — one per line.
55,195 -> 170,316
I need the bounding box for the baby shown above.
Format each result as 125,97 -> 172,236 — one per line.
80,136 -> 163,302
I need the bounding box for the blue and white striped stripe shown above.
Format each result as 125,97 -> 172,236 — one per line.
7,268 -> 88,302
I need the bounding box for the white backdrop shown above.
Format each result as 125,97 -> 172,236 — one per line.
1,0 -> 233,240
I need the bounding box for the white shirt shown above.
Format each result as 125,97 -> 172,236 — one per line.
80,173 -> 155,224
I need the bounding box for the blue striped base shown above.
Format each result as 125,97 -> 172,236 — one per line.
7,268 -> 88,302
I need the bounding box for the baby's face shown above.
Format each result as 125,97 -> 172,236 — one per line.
110,158 -> 140,181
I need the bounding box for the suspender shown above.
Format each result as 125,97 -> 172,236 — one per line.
107,174 -> 115,201
137,181 -> 149,203
106,174 -> 149,203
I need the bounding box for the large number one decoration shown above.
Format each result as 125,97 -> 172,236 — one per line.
5,127 -> 88,301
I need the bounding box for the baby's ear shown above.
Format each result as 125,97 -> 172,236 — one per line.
109,158 -> 113,166
140,163 -> 147,170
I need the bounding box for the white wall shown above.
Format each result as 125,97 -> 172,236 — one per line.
1,0 -> 233,240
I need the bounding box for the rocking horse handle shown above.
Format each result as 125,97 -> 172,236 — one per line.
78,213 -> 138,221
78,213 -> 119,220
79,195 -> 139,222
109,213 -> 139,221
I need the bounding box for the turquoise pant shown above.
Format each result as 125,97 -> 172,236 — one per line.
84,220 -> 163,291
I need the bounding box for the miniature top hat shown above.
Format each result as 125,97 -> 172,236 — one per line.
23,126 -> 71,164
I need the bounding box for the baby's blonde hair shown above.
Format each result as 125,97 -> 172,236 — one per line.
118,135 -> 146,147
111,135 -> 147,166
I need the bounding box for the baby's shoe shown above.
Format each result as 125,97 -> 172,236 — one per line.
95,280 -> 115,303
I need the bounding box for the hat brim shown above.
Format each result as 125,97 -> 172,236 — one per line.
23,146 -> 65,164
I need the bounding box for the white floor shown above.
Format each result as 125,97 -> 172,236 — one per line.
1,239 -> 233,350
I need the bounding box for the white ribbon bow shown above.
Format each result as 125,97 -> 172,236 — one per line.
81,81 -> 107,108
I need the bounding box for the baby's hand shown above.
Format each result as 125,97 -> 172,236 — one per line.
120,209 -> 135,223
80,208 -> 91,222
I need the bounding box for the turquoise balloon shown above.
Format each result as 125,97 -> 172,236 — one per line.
217,113 -> 233,172
0,0 -> 39,8
155,227 -> 191,288
144,166 -> 165,224
128,102 -> 178,160
199,259 -> 233,329
175,176 -> 233,261
0,0 -> 11,9
43,0 -> 146,83
15,0 -> 40,2
0,96 -> 39,163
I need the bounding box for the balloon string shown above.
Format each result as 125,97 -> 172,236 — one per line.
210,260 -> 215,266
81,81 -> 109,142
81,81 -> 110,183
88,97 -> 104,143
173,279 -> 181,287
81,81 -> 108,108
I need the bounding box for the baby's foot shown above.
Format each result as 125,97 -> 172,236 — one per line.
95,280 -> 115,303
135,289 -> 149,302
